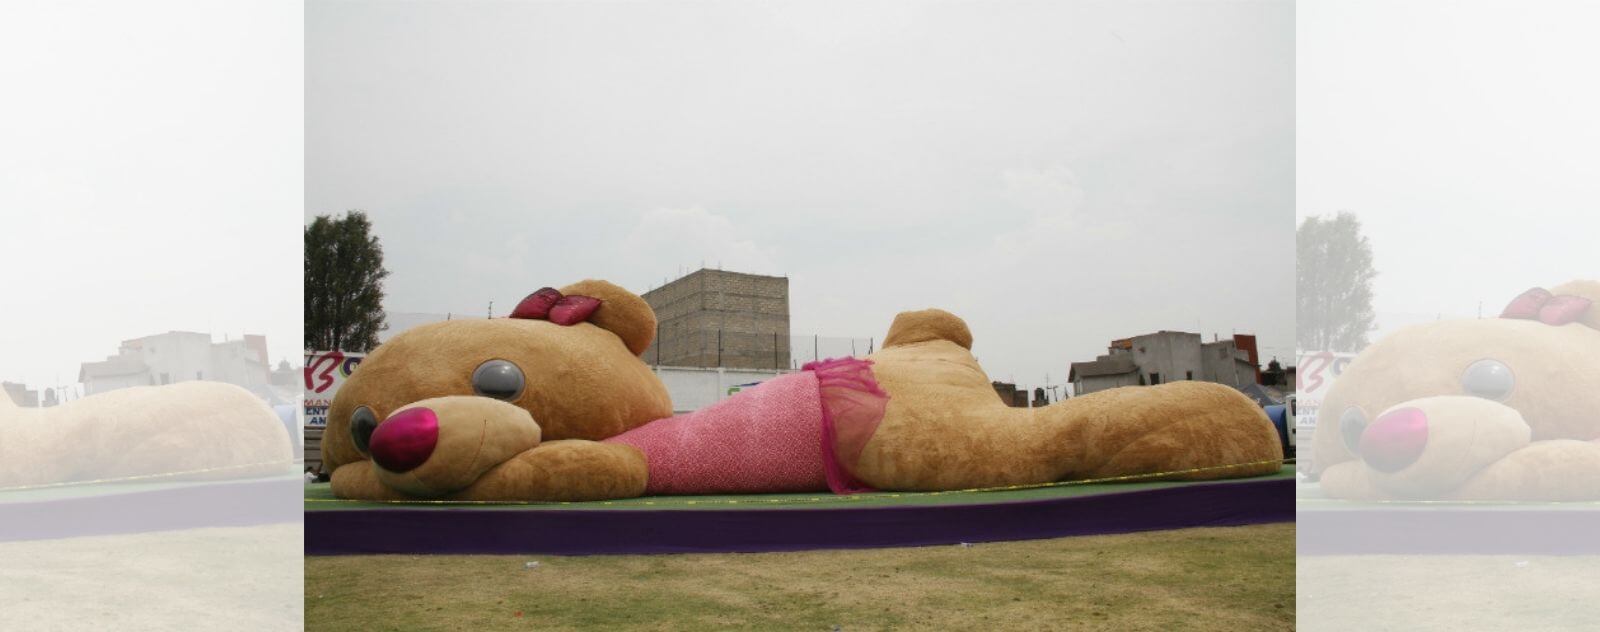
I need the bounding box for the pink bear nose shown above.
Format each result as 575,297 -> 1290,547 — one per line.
1359,407 -> 1429,473
369,407 -> 439,473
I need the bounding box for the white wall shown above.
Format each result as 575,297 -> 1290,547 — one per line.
85,372 -> 150,395
135,332 -> 212,384
654,366 -> 792,413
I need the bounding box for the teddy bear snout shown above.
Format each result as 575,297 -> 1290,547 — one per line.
1360,407 -> 1429,473
369,406 -> 439,473
369,395 -> 543,497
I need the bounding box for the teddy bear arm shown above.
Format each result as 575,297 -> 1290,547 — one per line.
1451,440 -> 1600,501
1318,460 -> 1386,500
447,440 -> 649,502
329,461 -> 417,502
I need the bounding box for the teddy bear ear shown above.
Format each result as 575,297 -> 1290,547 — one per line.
882,308 -> 974,350
1551,280 -> 1600,330
559,279 -> 656,356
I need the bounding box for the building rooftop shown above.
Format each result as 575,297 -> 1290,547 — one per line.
1068,355 -> 1138,380
78,354 -> 151,382
644,268 -> 787,295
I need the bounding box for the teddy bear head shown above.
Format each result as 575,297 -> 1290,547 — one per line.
1311,280 -> 1600,497
319,279 -> 673,484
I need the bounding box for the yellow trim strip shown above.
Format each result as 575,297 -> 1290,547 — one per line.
0,460 -> 297,493
305,458 -> 1293,507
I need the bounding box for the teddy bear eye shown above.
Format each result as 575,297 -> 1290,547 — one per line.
1339,407 -> 1367,455
350,406 -> 377,454
472,359 -> 526,401
1461,359 -> 1515,401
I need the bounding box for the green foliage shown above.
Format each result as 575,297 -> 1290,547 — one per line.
305,211 -> 389,352
1296,212 -> 1377,352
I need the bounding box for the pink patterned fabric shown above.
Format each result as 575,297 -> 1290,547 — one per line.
603,357 -> 889,495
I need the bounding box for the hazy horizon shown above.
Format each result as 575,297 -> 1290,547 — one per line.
1299,0 -> 1600,346
1,1 -> 302,393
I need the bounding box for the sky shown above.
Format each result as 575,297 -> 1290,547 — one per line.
0,1 -> 304,392
306,0 -> 1295,393
1298,0 -> 1600,344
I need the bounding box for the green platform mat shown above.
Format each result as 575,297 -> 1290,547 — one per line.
1,473 -> 303,505
1297,482 -> 1600,512
303,465 -> 1293,511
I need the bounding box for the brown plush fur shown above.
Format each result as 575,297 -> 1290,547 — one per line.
1313,279 -> 1600,500
329,283 -> 1282,502
855,309 -> 1282,490
321,280 -> 674,474
559,279 -> 657,356
0,381 -> 293,487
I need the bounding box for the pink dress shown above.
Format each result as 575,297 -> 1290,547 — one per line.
603,357 -> 888,495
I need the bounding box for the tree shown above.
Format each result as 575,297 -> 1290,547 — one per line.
305,211 -> 389,352
1297,212 -> 1377,352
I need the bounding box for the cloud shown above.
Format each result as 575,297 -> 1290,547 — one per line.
307,0 -> 1294,393
619,207 -> 781,285
992,165 -> 1086,266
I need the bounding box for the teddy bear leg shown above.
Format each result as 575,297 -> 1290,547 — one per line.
447,440 -> 649,502
1452,440 -> 1600,501
1052,381 -> 1286,481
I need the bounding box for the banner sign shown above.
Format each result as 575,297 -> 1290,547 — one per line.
727,381 -> 763,397
304,350 -> 365,426
1294,350 -> 1357,430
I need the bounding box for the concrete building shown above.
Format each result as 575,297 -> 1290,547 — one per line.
1069,331 -> 1262,396
642,269 -> 791,369
79,331 -> 272,395
1201,336 -> 1260,390
271,359 -> 300,388
1066,354 -> 1143,394
991,382 -> 1029,407
2,382 -> 39,407
1261,357 -> 1294,390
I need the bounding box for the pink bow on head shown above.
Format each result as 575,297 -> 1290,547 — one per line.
510,287 -> 602,325
1501,287 -> 1592,326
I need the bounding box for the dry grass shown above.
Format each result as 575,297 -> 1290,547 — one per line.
1299,555 -> 1599,631
306,523 -> 1294,631
0,523 -> 304,631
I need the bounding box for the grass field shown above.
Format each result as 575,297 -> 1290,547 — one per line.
306,523 -> 1294,631
2,523 -> 303,630
1299,554 -> 1597,631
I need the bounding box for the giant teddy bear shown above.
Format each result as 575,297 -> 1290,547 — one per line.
1311,280 -> 1600,501
324,280 -> 1283,501
1,381 -> 293,488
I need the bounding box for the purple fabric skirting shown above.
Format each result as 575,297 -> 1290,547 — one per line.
0,477 -> 303,542
305,477 -> 1292,556
1299,506 -> 1600,555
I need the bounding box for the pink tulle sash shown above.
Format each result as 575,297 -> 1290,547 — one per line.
807,357 -> 889,494
603,357 -> 888,495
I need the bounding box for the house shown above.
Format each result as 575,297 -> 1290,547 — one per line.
79,331 -> 272,395
1069,331 -> 1262,397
